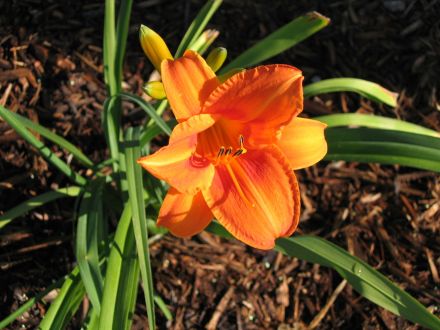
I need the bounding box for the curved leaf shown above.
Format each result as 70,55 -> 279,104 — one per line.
76,178 -> 107,313
304,78 -> 397,107
39,267 -> 85,330
221,12 -> 329,72
206,222 -> 440,329
316,113 -> 440,137
99,204 -> 139,330
325,127 -> 440,172
8,111 -> 94,168
0,105 -> 87,186
175,0 -> 223,57
0,186 -> 82,230
123,127 -> 156,329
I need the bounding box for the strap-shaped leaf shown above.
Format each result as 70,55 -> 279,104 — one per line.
175,0 -> 223,57
99,204 -> 139,330
206,222 -> 440,329
118,92 -> 171,135
123,127 -> 156,329
325,127 -> 440,172
0,105 -> 87,186
76,178 -> 107,313
7,111 -> 94,168
275,236 -> 440,330
316,113 -> 440,137
39,267 -> 85,329
0,186 -> 82,230
305,78 -> 398,107
221,12 -> 329,72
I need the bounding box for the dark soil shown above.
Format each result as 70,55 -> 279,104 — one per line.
1,0 -> 439,329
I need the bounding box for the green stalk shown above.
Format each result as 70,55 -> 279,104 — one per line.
103,0 -> 133,181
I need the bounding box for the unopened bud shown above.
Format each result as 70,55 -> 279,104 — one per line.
139,25 -> 173,72
206,47 -> 227,72
143,81 -> 166,100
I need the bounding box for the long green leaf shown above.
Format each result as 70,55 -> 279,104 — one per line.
123,127 -> 156,329
316,113 -> 440,137
325,127 -> 440,172
275,237 -> 440,330
102,96 -> 121,176
0,277 -> 65,329
7,111 -> 94,168
76,178 -> 107,314
99,204 -> 139,330
39,267 -> 85,329
118,92 -> 172,136
304,78 -> 398,107
114,0 -> 133,87
0,105 -> 87,186
221,12 -> 329,72
175,0 -> 223,57
0,186 -> 82,230
103,0 -> 116,92
206,223 -> 440,329
140,119 -> 177,146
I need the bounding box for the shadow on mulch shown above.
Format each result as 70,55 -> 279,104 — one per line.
0,0 -> 439,329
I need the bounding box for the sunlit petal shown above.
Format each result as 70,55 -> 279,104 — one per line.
203,64 -> 303,146
161,50 -> 219,121
137,114 -> 217,194
158,188 -> 213,237
277,117 -> 328,170
203,146 -> 300,249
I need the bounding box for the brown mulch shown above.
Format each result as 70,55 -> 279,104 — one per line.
1,0 -> 439,329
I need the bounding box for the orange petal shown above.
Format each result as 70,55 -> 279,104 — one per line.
161,50 -> 220,122
277,117 -> 328,170
203,146 -> 300,249
203,65 -> 303,146
137,114 -> 216,195
158,188 -> 212,237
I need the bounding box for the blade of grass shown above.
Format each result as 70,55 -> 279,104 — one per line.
76,178 -> 107,314
140,119 -> 176,146
154,295 -> 172,321
0,276 -> 65,329
99,204 -> 139,330
316,113 -> 440,137
0,105 -> 87,186
123,127 -> 156,329
8,111 -> 94,168
118,92 -> 171,135
206,222 -> 440,329
175,0 -> 223,57
325,127 -> 440,172
114,0 -> 133,86
103,95 -> 121,176
0,186 -> 82,230
304,78 -> 398,107
83,308 -> 99,330
275,237 -> 440,329
103,0 -> 116,92
39,267 -> 85,330
103,0 -> 133,180
221,12 -> 329,72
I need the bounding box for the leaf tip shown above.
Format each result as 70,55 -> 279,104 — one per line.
306,11 -> 331,25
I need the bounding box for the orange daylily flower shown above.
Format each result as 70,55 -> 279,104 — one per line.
138,50 -> 327,249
